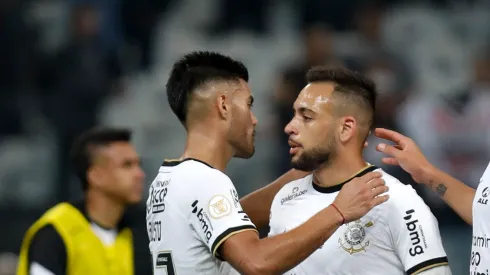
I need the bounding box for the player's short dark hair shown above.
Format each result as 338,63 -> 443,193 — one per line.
166,51 -> 249,125
70,128 -> 132,191
306,66 -> 377,127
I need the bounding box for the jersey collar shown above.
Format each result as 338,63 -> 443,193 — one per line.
312,165 -> 378,194
162,158 -> 214,169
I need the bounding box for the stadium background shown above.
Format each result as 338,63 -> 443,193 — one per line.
1,0 -> 489,274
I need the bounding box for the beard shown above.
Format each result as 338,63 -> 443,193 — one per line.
291,139 -> 335,171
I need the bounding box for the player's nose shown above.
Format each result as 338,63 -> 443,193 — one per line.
284,121 -> 297,135
135,166 -> 145,181
251,112 -> 258,126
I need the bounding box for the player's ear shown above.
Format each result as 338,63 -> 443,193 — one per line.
339,116 -> 355,143
87,156 -> 107,188
216,93 -> 230,120
87,165 -> 104,188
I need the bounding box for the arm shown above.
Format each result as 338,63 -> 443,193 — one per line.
28,225 -> 67,275
374,128 -> 476,225
424,167 -> 476,225
218,172 -> 389,274
389,185 -> 450,275
220,206 -> 343,274
239,169 -> 309,229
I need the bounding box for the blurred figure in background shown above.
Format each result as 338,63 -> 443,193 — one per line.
120,0 -> 172,70
396,49 -> 490,208
207,0 -> 269,36
0,0 -> 39,139
40,3 -> 124,201
17,128 -> 144,275
344,0 -> 412,130
273,25 -> 342,176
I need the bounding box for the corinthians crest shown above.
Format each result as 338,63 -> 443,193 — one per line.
339,219 -> 373,254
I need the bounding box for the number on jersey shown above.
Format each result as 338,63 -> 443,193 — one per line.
154,251 -> 176,275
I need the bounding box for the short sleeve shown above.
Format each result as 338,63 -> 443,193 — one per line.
388,186 -> 449,275
188,171 -> 257,258
268,191 -> 284,237
28,225 -> 67,275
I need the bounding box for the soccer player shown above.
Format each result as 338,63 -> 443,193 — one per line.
146,51 -> 390,275
17,128 -> 145,275
375,127 -> 490,275
267,67 -> 451,275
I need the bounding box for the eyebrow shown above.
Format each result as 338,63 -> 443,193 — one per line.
293,106 -> 315,114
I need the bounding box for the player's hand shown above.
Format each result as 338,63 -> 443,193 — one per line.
332,172 -> 389,223
374,128 -> 435,184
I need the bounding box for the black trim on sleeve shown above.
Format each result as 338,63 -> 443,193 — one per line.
211,224 -> 258,260
28,225 -> 67,275
406,256 -> 449,275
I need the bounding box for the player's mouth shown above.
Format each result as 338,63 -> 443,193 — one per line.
288,139 -> 301,155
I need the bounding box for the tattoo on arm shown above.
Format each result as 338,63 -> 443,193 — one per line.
429,179 -> 447,197
435,184 -> 447,197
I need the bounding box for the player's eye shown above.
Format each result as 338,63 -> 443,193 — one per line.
303,116 -> 312,122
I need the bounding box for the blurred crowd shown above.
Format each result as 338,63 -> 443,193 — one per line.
1,0 -> 490,273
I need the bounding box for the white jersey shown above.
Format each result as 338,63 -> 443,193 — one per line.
269,166 -> 449,275
146,158 -> 257,275
471,162 -> 490,275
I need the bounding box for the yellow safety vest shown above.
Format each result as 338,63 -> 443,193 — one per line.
17,202 -> 134,275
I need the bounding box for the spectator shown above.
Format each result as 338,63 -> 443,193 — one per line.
40,3 -> 123,201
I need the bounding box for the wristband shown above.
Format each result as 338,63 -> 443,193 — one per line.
331,203 -> 345,225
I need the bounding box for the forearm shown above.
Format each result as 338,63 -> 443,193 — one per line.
240,169 -> 309,229
254,206 -> 342,274
425,167 -> 475,225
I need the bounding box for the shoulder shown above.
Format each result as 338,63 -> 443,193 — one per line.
378,169 -> 435,217
272,174 -> 313,207
29,224 -> 66,260
380,169 -> 421,203
158,160 -> 233,190
30,225 -> 64,248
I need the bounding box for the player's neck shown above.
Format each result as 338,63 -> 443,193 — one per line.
313,152 -> 369,188
85,191 -> 125,229
182,130 -> 234,172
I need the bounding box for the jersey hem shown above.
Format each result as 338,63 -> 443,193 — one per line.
211,225 -> 258,260
406,256 -> 449,275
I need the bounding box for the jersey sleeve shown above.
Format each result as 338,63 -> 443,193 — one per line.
188,171 -> 257,258
267,190 -> 284,237
388,185 -> 449,275
28,225 -> 67,275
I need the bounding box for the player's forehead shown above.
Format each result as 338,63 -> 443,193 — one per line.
293,82 -> 335,113
94,142 -> 139,164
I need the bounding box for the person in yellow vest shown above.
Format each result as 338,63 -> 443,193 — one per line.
17,128 -> 145,275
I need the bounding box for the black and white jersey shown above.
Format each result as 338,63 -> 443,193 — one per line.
471,162 -> 490,275
146,158 -> 257,275
269,166 -> 450,275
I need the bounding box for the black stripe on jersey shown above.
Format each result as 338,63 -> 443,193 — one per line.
162,158 -> 214,169
406,256 -> 449,275
211,224 -> 257,260
312,165 -> 378,193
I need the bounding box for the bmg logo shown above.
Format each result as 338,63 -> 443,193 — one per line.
191,200 -> 213,242
404,209 -> 426,257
